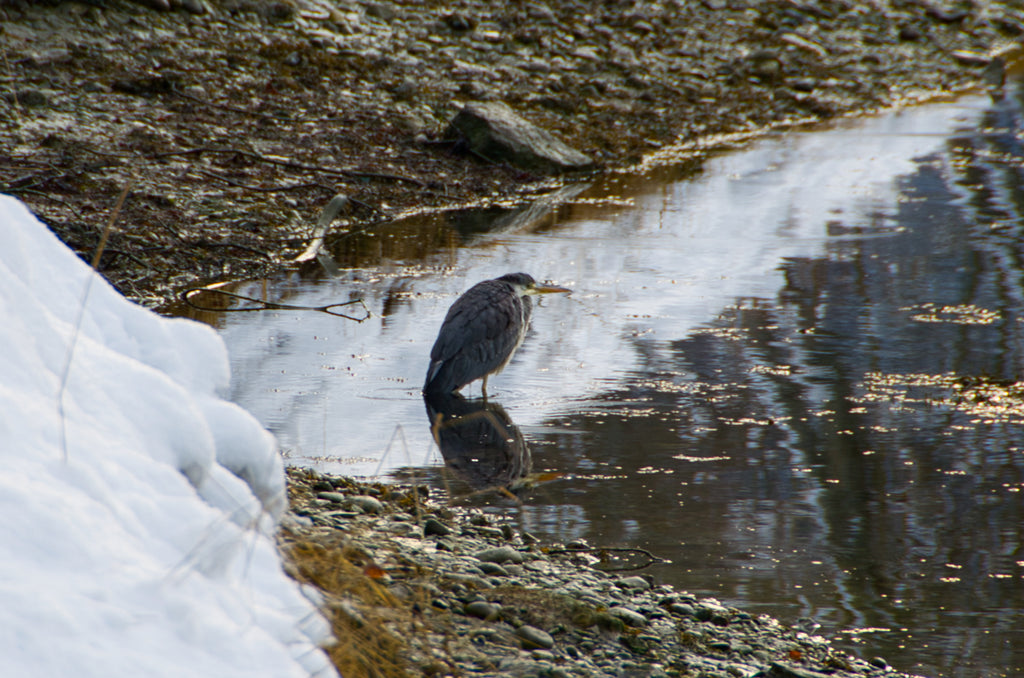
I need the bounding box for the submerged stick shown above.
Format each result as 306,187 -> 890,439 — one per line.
181,285 -> 370,322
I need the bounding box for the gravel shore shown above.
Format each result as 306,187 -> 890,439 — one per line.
281,468 -> 918,678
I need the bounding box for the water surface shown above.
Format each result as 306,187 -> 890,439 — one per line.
189,88 -> 1024,677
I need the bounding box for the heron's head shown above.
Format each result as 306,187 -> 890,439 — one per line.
496,272 -> 572,297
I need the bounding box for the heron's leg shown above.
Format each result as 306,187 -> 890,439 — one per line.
482,375 -> 489,400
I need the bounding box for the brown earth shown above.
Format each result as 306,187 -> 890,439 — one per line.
1,0 -> 1021,309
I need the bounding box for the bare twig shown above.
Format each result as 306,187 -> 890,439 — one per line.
181,286 -> 371,322
195,168 -> 336,193
291,193 -> 349,263
59,181 -> 132,462
170,85 -> 293,122
3,161 -> 117,193
157,147 -> 427,187
199,241 -> 275,260
99,247 -> 154,271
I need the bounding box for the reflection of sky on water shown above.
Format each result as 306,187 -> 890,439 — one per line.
217,97 -> 987,473
207,89 -> 1024,676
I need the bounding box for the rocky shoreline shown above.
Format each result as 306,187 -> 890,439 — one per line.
2,0 -> 1022,307
281,468 -> 916,678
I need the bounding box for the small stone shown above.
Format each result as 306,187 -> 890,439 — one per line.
464,600 -> 500,620
608,606 -> 648,628
424,518 -> 452,536
616,576 -> 652,592
446,101 -> 593,174
179,0 -> 206,13
498,657 -> 546,675
619,633 -> 651,654
869,656 -> 889,669
478,562 -> 509,576
258,1 -> 295,22
348,495 -> 383,514
316,491 -> 347,503
767,662 -> 836,678
321,510 -> 359,521
790,77 -> 818,93
365,2 -> 396,20
669,602 -> 696,617
447,572 -> 493,589
420,660 -> 447,677
443,11 -> 475,31
10,89 -> 49,107
474,546 -> 524,564
899,24 -> 923,41
516,624 -> 554,649
387,522 -> 415,535
472,526 -> 506,540
593,612 -> 626,632
694,602 -> 730,622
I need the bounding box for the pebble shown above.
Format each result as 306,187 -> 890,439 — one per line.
608,605 -> 648,628
469,526 -> 506,540
474,545 -> 524,564
617,575 -> 652,592
696,601 -> 732,624
477,562 -> 509,576
516,624 -> 555,649
423,518 -> 451,536
670,602 -> 697,617
347,495 -> 383,514
870,656 -> 890,669
464,600 -> 500,620
387,521 -> 415,535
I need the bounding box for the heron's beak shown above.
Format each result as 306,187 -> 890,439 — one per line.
530,283 -> 572,295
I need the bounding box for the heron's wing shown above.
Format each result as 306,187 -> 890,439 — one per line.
425,280 -> 527,392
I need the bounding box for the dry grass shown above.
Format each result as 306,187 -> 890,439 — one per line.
279,468 -> 444,678
284,538 -> 413,678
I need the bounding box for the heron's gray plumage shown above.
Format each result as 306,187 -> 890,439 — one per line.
424,273 -> 536,395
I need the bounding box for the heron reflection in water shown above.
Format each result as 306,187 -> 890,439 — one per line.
424,391 -> 531,493
423,273 -> 571,397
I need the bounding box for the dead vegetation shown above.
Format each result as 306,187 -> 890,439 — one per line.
285,538 -> 413,678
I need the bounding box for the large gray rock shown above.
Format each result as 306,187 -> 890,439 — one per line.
447,101 -> 593,174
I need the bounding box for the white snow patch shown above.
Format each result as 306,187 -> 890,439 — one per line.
0,195 -> 336,678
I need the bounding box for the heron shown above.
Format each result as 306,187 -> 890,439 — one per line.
423,272 -> 571,396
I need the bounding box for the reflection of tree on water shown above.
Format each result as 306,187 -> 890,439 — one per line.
692,92 -> 1024,671
516,85 -> 1024,675
424,392 -> 531,494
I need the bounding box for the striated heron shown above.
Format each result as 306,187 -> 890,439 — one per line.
423,272 -> 571,396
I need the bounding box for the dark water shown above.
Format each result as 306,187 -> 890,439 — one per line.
186,86 -> 1024,676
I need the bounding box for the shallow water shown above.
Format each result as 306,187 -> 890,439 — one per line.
186,86 -> 1024,676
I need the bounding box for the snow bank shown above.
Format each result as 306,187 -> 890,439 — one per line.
0,195 -> 336,678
